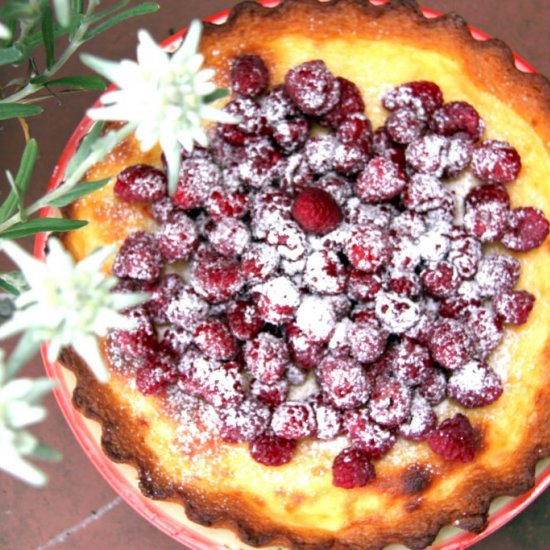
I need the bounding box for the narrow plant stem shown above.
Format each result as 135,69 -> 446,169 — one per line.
0,0 -> 101,105
0,122 -> 135,235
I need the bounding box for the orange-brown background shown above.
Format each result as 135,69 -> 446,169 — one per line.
1,1 -> 549,549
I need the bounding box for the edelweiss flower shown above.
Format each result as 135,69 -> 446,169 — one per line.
0,351 -> 59,486
0,21 -> 11,40
0,238 -> 148,383
82,19 -> 237,193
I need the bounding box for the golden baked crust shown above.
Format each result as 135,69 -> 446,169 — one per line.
58,1 -> 550,549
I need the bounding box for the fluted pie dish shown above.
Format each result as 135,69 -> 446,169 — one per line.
41,1 -> 550,549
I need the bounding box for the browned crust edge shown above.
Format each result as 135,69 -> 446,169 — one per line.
57,1 -> 550,549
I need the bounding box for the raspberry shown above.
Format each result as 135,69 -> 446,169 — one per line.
291,187 -> 343,235
113,232 -> 162,283
429,319 -> 472,370
344,225 -> 390,272
261,85 -> 299,124
223,98 -> 270,137
382,81 -> 443,118
271,401 -> 316,439
110,306 -> 157,358
321,78 -> 365,128
344,409 -> 397,459
191,254 -> 244,303
332,447 -> 375,489
398,393 -> 437,441
346,270 -> 384,302
317,355 -> 371,410
465,308 -> 503,359
374,292 -> 420,334
304,250 -> 347,295
251,188 -> 292,239
160,327 -> 192,358
286,322 -> 326,369
387,338 -> 432,386
266,220 -> 307,261
368,377 -> 412,428
430,101 -> 485,141
304,135 -> 336,174
227,300 -> 264,341
241,243 -> 280,284
177,349 -> 218,398
254,276 -> 301,325
250,434 -> 297,466
315,173 -> 353,205
494,290 -> 535,325
151,196 -> 176,223
447,233 -> 482,278
238,138 -> 283,188
402,173 -> 447,212
280,153 -> 315,193
439,295 -> 481,320
202,363 -> 246,408
250,379 -> 289,407
146,273 -> 184,324
173,158 -> 221,210
333,142 -> 369,175
386,107 -> 426,144
244,333 -> 289,384
476,254 -> 520,297
443,135 -> 474,178
502,207 -> 550,252
420,261 -> 460,299
372,127 -> 406,165
405,134 -> 448,175
284,60 -> 341,116
355,157 -> 407,203
347,320 -> 387,363
463,184 -> 510,242
389,271 -> 421,297
114,164 -> 167,203
419,367 -> 447,405
447,360 -> 503,408
157,212 -> 198,262
231,54 -> 269,98
336,113 -> 373,155
312,401 -> 342,440
427,413 -> 477,462
272,117 -> 310,153
404,313 -> 435,347
206,188 -> 249,221
136,354 -> 177,396
294,295 -> 336,344
472,140 -> 521,184
208,217 -> 251,257
216,399 -> 271,443
193,318 -> 238,361
165,286 -> 208,329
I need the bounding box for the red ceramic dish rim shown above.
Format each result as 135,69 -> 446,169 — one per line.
34,1 -> 548,548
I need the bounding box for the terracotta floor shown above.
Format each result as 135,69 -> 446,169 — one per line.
1,0 -> 550,548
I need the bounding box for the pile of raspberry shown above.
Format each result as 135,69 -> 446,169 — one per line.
106,54 -> 549,489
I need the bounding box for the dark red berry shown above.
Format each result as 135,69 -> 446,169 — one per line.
193,318 -> 238,361
372,127 -> 406,164
254,276 -> 301,325
398,393 -> 437,441
374,291 -> 420,334
419,367 -> 447,405
430,101 -> 485,141
312,400 -> 342,440
272,117 -> 310,153
368,377 -> 412,428
333,143 -> 369,175
389,272 -> 421,297
158,212 -> 198,262
466,307 -> 503,359
471,140 -> 521,184
250,379 -> 289,408
336,112 -> 372,154
208,217 -> 251,257
286,322 -> 326,369
113,232 -> 162,283
241,243 -> 280,284
402,173 -> 447,213
114,164 -> 167,203
332,447 -> 375,489
244,333 -> 289,384
136,356 -> 177,396
355,157 -> 407,203
250,434 -> 296,466
315,173 -> 353,205
386,107 -> 426,144
382,81 -> 443,118
231,54 -> 269,98
151,196 -> 176,222
317,355 -> 371,410
216,399 -> 271,443
344,409 -> 396,459
405,134 -> 448,175
347,320 -> 387,364
304,135 -> 336,174
427,413 -> 477,462
173,158 -> 221,210
502,207 -> 550,251
206,188 -> 248,221
202,363 -> 246,408
160,326 -> 191,358
429,319 -> 472,370
238,138 -> 282,188
284,60 -> 341,116
321,77 -> 365,128
291,187 -> 343,235
227,300 -> 264,341
463,184 -> 510,242
261,85 -> 299,123
271,401 -> 316,439
447,233 -> 483,278
420,261 -> 460,299
191,253 -> 244,303
165,286 -> 208,329
447,360 -> 503,408
476,254 -> 520,297
146,273 -> 184,324
494,290 -> 535,325
344,225 -> 390,272
387,338 -> 432,386
346,270 -> 384,302
111,306 -> 157,358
